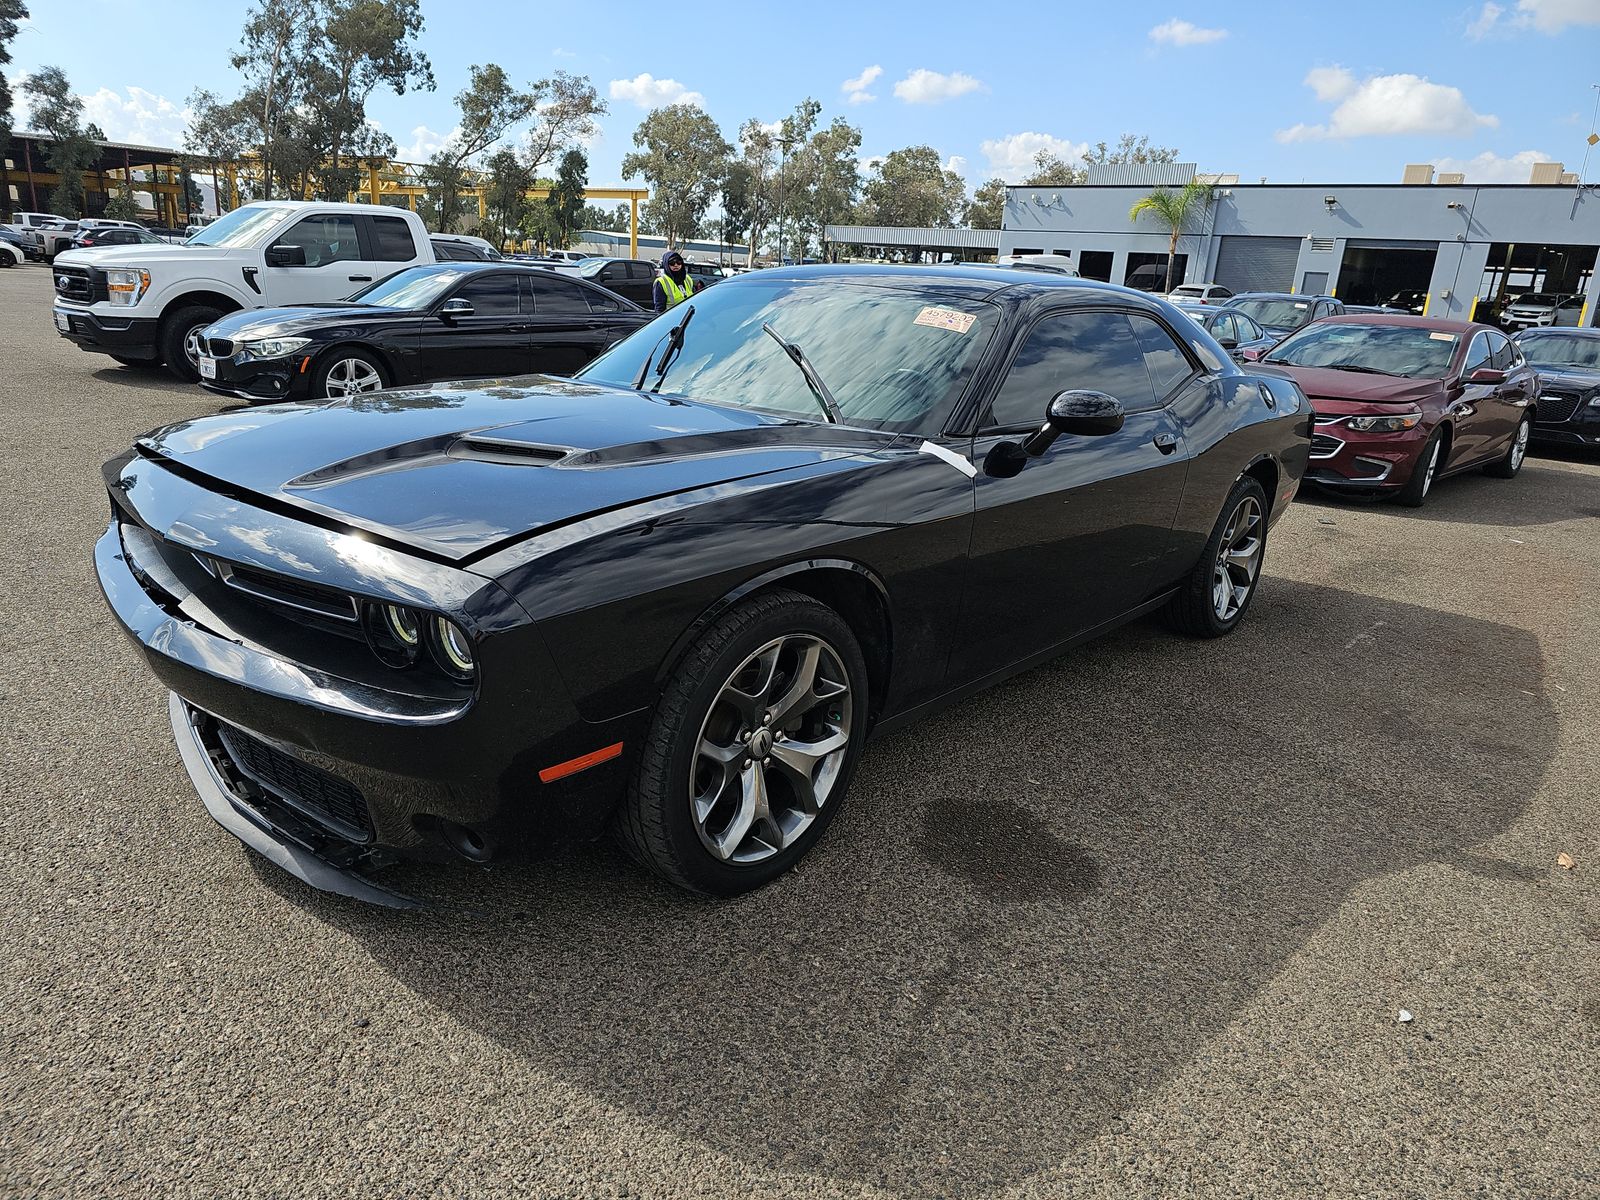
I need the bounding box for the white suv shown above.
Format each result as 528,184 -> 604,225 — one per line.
1501,292 -> 1584,331
52,201 -> 434,380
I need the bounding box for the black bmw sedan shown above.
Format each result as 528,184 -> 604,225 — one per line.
194,262 -> 650,402
95,266 -> 1310,902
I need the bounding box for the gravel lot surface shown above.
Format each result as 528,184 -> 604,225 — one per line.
2,261 -> 1597,1199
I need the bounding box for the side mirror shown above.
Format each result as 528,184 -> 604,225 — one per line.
1021,390 -> 1125,456
265,243 -> 306,267
1216,336 -> 1239,351
1467,366 -> 1506,385
439,298 -> 475,322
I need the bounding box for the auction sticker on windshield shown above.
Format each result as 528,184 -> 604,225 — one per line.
914,306 -> 976,334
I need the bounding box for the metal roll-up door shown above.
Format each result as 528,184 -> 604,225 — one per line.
1214,236 -> 1300,293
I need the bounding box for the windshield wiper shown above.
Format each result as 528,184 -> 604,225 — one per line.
634,303 -> 695,391
761,322 -> 842,424
1323,363 -> 1397,376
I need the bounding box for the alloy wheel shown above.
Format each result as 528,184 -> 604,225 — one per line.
1511,421 -> 1529,471
689,634 -> 853,865
182,325 -> 205,369
1211,495 -> 1263,622
324,358 -> 384,396
1421,440 -> 1440,497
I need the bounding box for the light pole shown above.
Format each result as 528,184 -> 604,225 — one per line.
776,135 -> 797,266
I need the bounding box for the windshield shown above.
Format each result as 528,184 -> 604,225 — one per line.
1229,298 -> 1315,329
577,278 -> 996,434
346,266 -> 460,309
186,205 -> 288,248
1510,293 -> 1561,306
1265,322 -> 1459,378
1517,334 -> 1600,369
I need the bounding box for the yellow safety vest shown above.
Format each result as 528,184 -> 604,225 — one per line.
659,272 -> 696,306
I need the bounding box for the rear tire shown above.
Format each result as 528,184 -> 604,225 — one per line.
1483,415 -> 1531,479
1165,476 -> 1269,638
1393,429 -> 1445,508
615,588 -> 869,896
160,305 -> 222,382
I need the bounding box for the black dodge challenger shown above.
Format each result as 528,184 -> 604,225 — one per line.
194,261 -> 650,403
95,266 -> 1311,903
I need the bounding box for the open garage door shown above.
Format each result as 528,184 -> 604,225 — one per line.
1214,236 -> 1299,293
1337,241 -> 1438,309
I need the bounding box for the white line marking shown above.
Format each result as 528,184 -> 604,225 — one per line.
1342,620 -> 1387,650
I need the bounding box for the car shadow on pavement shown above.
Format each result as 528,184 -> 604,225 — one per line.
88,367 -> 194,394
1299,457 -> 1600,527
261,578 -> 1558,1194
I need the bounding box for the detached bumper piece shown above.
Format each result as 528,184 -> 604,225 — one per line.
170,694 -> 420,908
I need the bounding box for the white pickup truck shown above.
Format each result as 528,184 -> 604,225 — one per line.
52,201 -> 434,380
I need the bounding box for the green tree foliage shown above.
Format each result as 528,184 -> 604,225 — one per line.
1086,134 -> 1178,167
621,103 -> 732,250
0,0 -> 28,220
1022,150 -> 1086,187
425,64 -> 538,232
311,0 -> 432,187
479,147 -> 529,250
857,145 -> 966,229
183,88 -> 253,208
729,118 -> 776,266
22,66 -> 97,216
576,202 -> 629,232
227,0 -> 316,198
965,177 -> 1008,229
793,117 -> 862,259
543,148 -> 587,249
1128,178 -> 1211,290
103,185 -> 142,221
520,72 -> 605,180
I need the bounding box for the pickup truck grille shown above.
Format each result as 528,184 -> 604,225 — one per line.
1536,391 -> 1584,425
52,264 -> 102,304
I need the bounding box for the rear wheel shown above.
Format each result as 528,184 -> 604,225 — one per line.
1165,476 -> 1268,638
1483,415 -> 1531,479
615,589 -> 868,895
1393,429 -> 1445,508
160,305 -> 222,382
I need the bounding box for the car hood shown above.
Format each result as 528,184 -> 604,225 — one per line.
133,377 -> 898,563
1531,366 -> 1600,390
1250,363 -> 1442,406
204,305 -> 416,338
55,244 -> 242,268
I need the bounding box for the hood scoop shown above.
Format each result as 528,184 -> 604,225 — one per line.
285,430 -> 574,490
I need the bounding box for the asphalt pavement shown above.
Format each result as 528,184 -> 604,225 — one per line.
2,261 -> 1596,1199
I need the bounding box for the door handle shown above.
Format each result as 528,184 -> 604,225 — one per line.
348,274 -> 372,282
1153,432 -> 1179,454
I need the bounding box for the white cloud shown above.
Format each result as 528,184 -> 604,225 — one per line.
1467,2 -> 1505,37
398,124 -> 458,162
1276,70 -> 1497,141
77,86 -> 189,148
1148,18 -> 1228,45
893,68 -> 984,104
944,154 -> 968,178
551,47 -> 577,58
1464,0 -> 1600,35
842,64 -> 882,105
1433,147 -> 1552,181
979,131 -> 1090,182
608,73 -> 703,109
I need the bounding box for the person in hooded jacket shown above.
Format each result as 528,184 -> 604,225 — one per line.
653,249 -> 696,314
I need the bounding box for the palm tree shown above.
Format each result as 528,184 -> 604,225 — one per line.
1128,179 -> 1212,292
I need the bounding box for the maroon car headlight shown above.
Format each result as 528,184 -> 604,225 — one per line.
1346,409 -> 1422,432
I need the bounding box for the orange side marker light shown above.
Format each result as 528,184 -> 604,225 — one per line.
538,742 -> 624,784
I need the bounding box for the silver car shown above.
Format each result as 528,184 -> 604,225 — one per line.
1502,292 -> 1585,331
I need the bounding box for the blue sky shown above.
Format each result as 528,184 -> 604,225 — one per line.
11,0 -> 1600,192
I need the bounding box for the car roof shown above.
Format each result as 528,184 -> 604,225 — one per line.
402,260 -> 588,276
736,262 -> 1181,304
1514,326 -> 1600,339
1317,313 -> 1485,335
1229,291 -> 1337,302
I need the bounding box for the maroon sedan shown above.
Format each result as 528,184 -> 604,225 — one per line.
1253,316 -> 1538,506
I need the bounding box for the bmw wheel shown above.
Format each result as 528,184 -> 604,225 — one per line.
616,588 -> 869,895
313,350 -> 387,399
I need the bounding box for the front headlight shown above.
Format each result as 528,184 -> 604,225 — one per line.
104,268 -> 150,307
240,336 -> 311,359
1347,409 -> 1423,432
429,617 -> 476,681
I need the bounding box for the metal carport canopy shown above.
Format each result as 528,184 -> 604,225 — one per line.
824,225 -> 1001,251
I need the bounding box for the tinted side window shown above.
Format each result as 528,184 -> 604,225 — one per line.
1462,332 -> 1492,375
1487,331 -> 1516,371
1209,312 -> 1237,342
372,216 -> 417,262
453,274 -> 521,316
525,273 -> 591,314
987,310 -> 1157,429
584,286 -> 621,313
597,263 -> 625,283
279,214 -> 360,266
1130,314 -> 1196,399
1237,313 -> 1264,341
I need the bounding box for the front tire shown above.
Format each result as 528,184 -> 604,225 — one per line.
1393,429 -> 1444,507
615,588 -> 869,896
312,349 -> 387,399
160,304 -> 222,382
1483,415 -> 1531,479
1165,476 -> 1268,638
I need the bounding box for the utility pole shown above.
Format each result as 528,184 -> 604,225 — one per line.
776,135 -> 797,267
